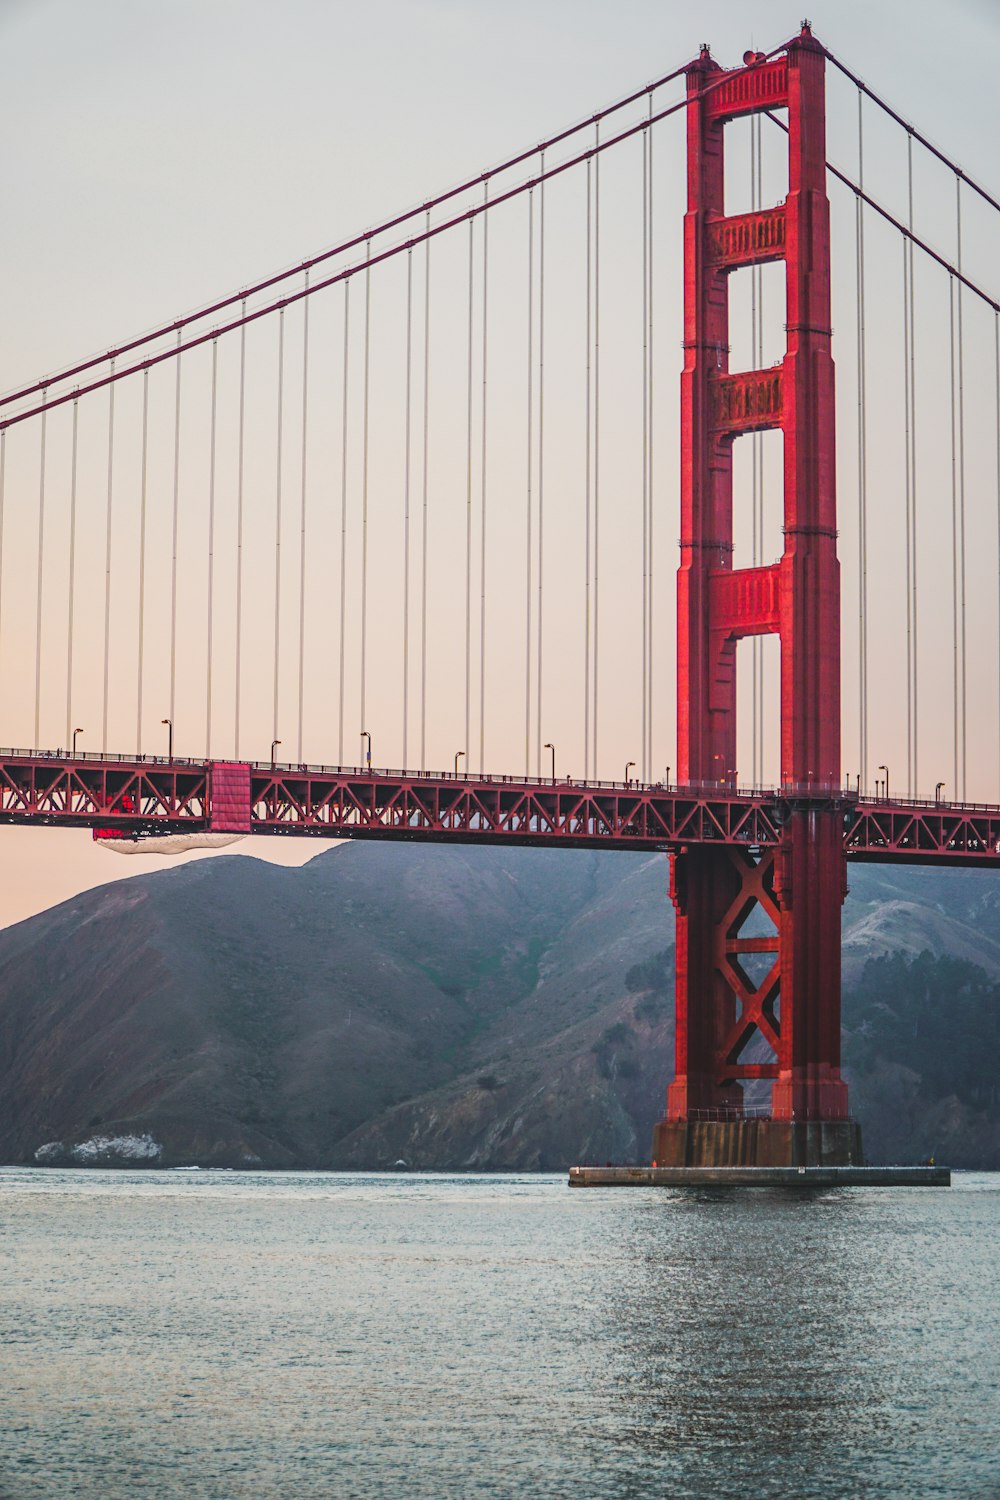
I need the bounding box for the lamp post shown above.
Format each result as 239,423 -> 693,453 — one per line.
544,742 -> 555,781
665,766 -> 671,787
360,730 -> 371,769
161,718 -> 173,762
624,760 -> 636,787
72,727 -> 83,757
878,763 -> 889,800
454,750 -> 465,777
935,781 -> 946,804
270,738 -> 282,770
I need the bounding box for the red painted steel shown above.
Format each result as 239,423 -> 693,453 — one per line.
669,27 -> 849,1137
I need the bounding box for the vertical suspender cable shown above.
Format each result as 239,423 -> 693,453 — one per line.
956,180 -> 967,799
593,122 -> 601,779
535,164 -> 543,779
360,241 -> 372,757
234,302 -> 246,759
102,370 -> 115,753
297,271 -> 310,763
136,370 -> 149,754
65,400 -> 78,747
0,433 -> 5,704
855,90 -> 868,791
402,249 -> 413,768
34,390 -> 47,747
644,127 -> 653,786
647,93 -> 655,787
338,281 -> 350,764
995,310 -> 1000,796
584,158 -> 592,782
756,111 -> 766,783
750,119 -> 760,785
170,334 -> 182,734
465,218 -> 474,768
907,135 -> 918,797
206,340 -> 218,758
420,212 -> 431,772
903,239 -> 912,796
480,181 -> 489,775
273,309 -> 285,746
949,275 -> 959,798
524,190 -> 534,777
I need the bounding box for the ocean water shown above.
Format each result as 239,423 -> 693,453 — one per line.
1,1169 -> 998,1499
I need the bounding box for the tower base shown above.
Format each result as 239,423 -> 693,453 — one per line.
651,1117 -> 863,1169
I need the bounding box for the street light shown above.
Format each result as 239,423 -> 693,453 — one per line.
878,763 -> 889,800
161,718 -> 173,762
665,766 -> 671,787
270,738 -> 282,770
360,730 -> 371,769
544,742 -> 555,781
935,781 -> 946,804
72,727 -> 83,757
455,749 -> 466,776
624,760 -> 636,786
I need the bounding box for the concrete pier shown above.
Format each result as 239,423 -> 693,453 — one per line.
568,1165 -> 951,1188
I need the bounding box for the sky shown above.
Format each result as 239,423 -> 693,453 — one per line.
0,0 -> 998,927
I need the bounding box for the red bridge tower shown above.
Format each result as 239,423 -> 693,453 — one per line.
652,27 -> 862,1167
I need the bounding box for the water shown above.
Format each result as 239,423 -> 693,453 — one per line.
1,1169 -> 998,1499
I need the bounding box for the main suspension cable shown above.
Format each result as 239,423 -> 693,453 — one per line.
1,62 -> 698,415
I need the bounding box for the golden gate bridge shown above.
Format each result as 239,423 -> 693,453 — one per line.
2,24 -> 999,1170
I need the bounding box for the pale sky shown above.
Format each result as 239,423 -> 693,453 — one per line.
0,0 -> 997,928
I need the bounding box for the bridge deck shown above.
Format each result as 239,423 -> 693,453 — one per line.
1,752 -> 999,867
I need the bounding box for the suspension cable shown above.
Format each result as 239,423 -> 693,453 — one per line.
641,127 -> 649,786
297,271 -> 310,763
647,91 -> 655,786
1,63 -> 699,415
102,371 -> 114,753
273,309 -> 285,747
956,180 -> 967,800
136,369 -> 149,754
856,90 -> 869,792
402,249 -> 413,769
751,115 -> 760,785
908,139 -> 918,799
234,301 -> 246,759
949,274 -> 959,798
34,390 -> 47,747
995,310 -> 1000,797
420,212 -> 430,772
65,399 -> 78,747
0,432 -> 4,703
465,217 -> 474,770
360,241 -> 372,760
584,158 -> 592,782
593,121 -> 601,778
903,225 -> 913,797
535,162 -> 544,779
524,189 -> 533,778
206,339 -> 218,758
480,180 -> 489,776
169,334 -> 181,733
338,280 -> 350,766
821,47 -> 1000,217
